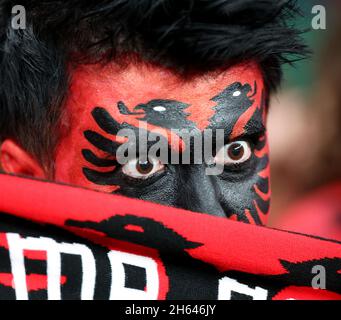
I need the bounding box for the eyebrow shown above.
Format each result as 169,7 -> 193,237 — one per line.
84,130 -> 121,155
233,121 -> 266,140
82,149 -> 118,167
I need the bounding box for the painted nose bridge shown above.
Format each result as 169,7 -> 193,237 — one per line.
177,166 -> 227,218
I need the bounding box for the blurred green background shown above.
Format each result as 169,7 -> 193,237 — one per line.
283,0 -> 329,92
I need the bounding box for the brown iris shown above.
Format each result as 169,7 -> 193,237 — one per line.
136,159 -> 154,175
227,142 -> 245,161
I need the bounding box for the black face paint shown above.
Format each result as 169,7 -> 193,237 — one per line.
208,82 -> 254,130
82,82 -> 270,225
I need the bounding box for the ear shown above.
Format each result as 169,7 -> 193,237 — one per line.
0,139 -> 46,179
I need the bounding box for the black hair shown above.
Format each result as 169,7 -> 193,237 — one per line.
0,0 -> 308,170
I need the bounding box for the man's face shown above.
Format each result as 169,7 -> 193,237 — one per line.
54,61 -> 270,225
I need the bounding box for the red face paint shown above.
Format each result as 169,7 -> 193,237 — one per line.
54,60 -> 270,224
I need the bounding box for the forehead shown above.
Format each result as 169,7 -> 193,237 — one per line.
55,61 -> 266,187
64,61 -> 264,130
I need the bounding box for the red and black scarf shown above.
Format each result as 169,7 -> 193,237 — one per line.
0,173 -> 340,300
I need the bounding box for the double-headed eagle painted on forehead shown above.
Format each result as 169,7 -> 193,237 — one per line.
81,81 -> 270,226
114,81 -> 255,131
82,81 -> 256,170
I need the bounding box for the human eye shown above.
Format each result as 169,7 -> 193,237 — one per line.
214,141 -> 252,166
121,156 -> 165,180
